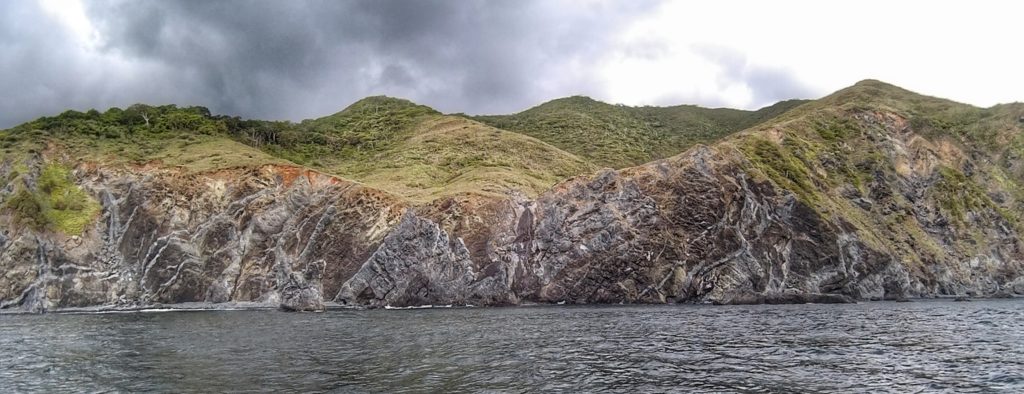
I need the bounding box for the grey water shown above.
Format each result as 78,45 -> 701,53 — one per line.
1,300 -> 1023,393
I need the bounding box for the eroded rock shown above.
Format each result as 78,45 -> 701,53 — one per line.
2,127 -> 1024,312
334,211 -> 477,307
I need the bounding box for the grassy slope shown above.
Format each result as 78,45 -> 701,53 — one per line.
341,116 -> 594,201
263,96 -> 595,201
0,105 -> 289,172
0,107 -> 288,235
472,96 -> 807,168
0,97 -> 595,206
722,79 -> 1024,266
4,81 -> 1020,240
0,95 -> 804,207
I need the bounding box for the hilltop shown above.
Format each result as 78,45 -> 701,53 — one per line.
472,96 -> 808,168
274,96 -> 594,201
716,79 -> 1024,289
2,80 -> 1024,312
0,94 -> 808,202
0,97 -> 594,203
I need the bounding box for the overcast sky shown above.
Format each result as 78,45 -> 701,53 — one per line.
1,0 -> 1021,128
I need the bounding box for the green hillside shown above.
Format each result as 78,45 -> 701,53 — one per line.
723,79 -> 1024,267
259,96 -> 595,201
0,97 -> 595,203
8,80 -> 1016,216
0,104 -> 288,172
471,96 -> 807,168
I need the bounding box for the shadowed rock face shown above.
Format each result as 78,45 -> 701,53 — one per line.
279,260 -> 327,312
462,146 -> 913,306
2,109 -> 1024,312
334,211 -> 478,307
0,165 -> 406,312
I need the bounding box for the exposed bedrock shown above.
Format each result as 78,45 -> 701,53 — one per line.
2,138 -> 1023,311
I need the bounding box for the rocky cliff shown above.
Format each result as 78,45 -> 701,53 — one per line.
2,81 -> 1023,312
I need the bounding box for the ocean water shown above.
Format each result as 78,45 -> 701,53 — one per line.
1,300 -> 1022,393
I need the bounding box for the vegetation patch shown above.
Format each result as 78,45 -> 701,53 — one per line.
4,163 -> 100,235
813,116 -> 859,143
932,166 -> 997,223
5,189 -> 48,230
1,96 -> 595,201
739,136 -> 819,203
472,96 -> 807,168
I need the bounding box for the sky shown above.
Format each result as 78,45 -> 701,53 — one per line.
1,0 -> 1022,128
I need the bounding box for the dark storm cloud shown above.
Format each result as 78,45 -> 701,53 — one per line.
0,0 -> 811,129
0,1 -> 112,128
0,0 -> 660,127
0,0 -> 662,127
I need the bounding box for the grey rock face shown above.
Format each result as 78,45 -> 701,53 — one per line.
2,120 -> 1024,311
0,165 -> 405,311
480,147 -> 914,305
277,205 -> 335,312
335,211 -> 477,307
279,260 -> 327,312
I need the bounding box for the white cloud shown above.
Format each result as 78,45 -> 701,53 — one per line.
597,0 -> 1024,109
38,0 -> 100,49
2,0 -> 1020,128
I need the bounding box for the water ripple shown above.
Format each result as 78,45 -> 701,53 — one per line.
1,300 -> 1023,392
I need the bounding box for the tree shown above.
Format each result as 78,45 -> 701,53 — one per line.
102,107 -> 124,124
158,112 -> 204,131
186,106 -> 212,118
123,104 -> 154,128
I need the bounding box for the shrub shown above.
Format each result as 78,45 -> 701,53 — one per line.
6,163 -> 100,234
5,189 -> 47,229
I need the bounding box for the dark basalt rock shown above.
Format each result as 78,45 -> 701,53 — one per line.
3,108 -> 1024,312
333,211 -> 477,308
279,260 -> 326,312
714,293 -> 855,305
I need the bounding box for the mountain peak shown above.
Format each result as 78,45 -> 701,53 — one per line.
526,95 -> 612,113
338,96 -> 438,116
810,79 -> 966,114
852,78 -> 897,88
841,79 -> 915,97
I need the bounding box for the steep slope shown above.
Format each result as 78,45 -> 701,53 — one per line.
472,96 -> 807,168
0,107 -> 408,312
719,80 -> 1024,296
3,98 -> 597,203
2,81 -> 1023,313
256,96 -> 596,201
0,104 -> 290,173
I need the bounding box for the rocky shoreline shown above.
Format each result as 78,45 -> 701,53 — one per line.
3,296 -> 1020,315
3,85 -> 1024,313
4,141 -> 1024,313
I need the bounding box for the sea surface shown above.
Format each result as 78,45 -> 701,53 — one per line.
1,300 -> 1023,393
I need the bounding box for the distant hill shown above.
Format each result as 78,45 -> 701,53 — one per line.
471,96 -> 807,168
0,97 -> 594,202
272,96 -> 595,201
3,80 -> 1024,312
718,79 -> 1024,278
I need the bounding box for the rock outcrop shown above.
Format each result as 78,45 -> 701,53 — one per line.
335,211 -> 478,307
0,164 -> 406,312
2,82 -> 1024,311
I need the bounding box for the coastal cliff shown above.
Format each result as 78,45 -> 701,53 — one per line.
2,81 -> 1023,312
